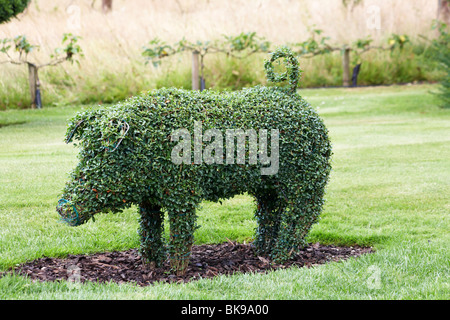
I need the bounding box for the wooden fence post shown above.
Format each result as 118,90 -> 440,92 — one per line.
342,47 -> 351,87
192,50 -> 200,91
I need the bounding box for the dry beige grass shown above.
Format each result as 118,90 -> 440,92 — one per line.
0,0 -> 441,107
1,0 -> 438,44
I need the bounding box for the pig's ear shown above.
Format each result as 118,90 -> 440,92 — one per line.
65,119 -> 84,144
100,118 -> 130,152
65,109 -> 101,144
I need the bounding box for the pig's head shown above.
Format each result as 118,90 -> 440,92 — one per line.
57,105 -> 146,226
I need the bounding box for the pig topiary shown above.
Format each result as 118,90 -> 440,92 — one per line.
57,46 -> 332,275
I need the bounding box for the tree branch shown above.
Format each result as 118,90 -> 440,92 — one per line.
37,56 -> 69,69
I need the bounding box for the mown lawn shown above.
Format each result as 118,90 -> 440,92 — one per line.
0,84 -> 448,299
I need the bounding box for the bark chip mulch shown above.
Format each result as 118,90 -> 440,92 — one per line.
9,242 -> 373,286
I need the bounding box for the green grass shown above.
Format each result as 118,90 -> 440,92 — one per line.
0,84 -> 449,299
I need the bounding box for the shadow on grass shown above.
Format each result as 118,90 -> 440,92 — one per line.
0,121 -> 27,129
307,231 -> 390,248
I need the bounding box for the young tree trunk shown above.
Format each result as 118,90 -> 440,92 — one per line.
102,0 -> 112,13
438,0 -> 450,24
200,54 -> 206,91
342,47 -> 351,87
352,63 -> 362,87
28,63 -> 39,109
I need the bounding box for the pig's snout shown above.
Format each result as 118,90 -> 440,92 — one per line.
57,199 -> 84,226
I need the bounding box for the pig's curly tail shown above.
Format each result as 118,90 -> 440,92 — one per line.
264,46 -> 301,93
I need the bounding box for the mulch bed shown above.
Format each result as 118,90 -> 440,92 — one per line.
8,242 -> 373,286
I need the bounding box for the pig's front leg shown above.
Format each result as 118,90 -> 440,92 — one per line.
138,201 -> 166,268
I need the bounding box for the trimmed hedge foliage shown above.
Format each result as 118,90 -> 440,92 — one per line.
0,0 -> 30,24
57,47 -> 332,275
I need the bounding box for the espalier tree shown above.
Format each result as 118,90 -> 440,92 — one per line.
143,29 -> 410,90
57,47 -> 332,275
289,27 -> 410,87
143,32 -> 271,90
0,0 -> 30,24
0,34 -> 83,108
